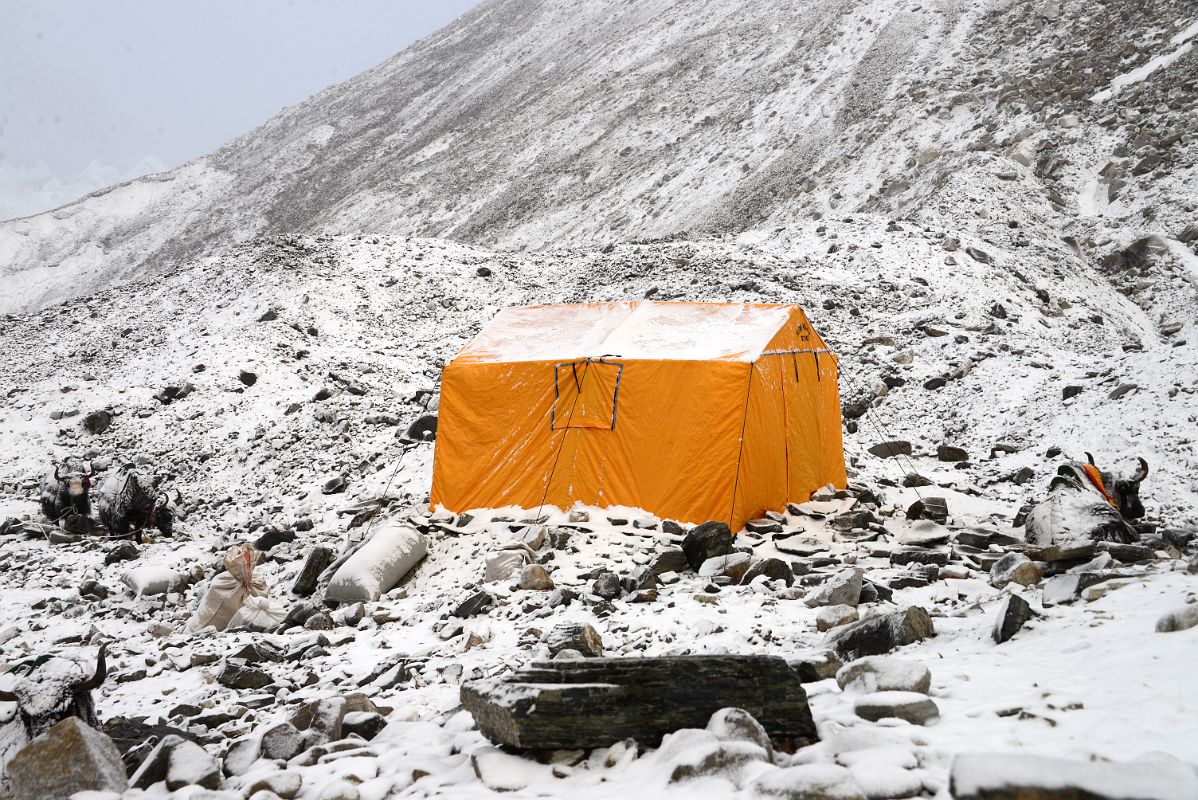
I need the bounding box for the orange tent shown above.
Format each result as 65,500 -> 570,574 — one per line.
430,301 -> 846,530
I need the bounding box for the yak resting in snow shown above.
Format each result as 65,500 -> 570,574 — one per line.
1025,454 -> 1148,546
38,463 -> 92,523
95,465 -> 173,539
0,644 -> 194,781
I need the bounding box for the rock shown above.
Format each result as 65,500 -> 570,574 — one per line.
905,496 -> 948,524
239,369 -> 258,387
854,691 -> 939,725
949,752 -> 1198,800
1062,385 -> 1084,400
745,517 -> 783,534
321,475 -> 347,495
82,410 -> 113,434
8,717 -> 129,799
403,414 -> 438,442
247,772 -> 303,800
823,607 -> 934,660
546,621 -> 603,657
698,552 -> 752,583
1156,605 -> 1198,633
750,764 -> 865,800
568,509 -> 590,523
518,564 -> 554,590
341,711 -> 388,740
898,521 -> 951,547
900,471 -> 929,491
965,246 -> 992,263
254,528 -> 297,551
989,553 -> 1042,588
259,721 -> 304,760
462,655 -> 816,751
815,604 -> 859,632
219,660 -> 274,690
867,440 -> 911,458
682,521 -> 734,570
790,650 -> 843,682
1099,541 -> 1155,563
326,522 -> 427,602
707,707 -> 774,761
889,547 -> 949,567
452,589 -> 495,618
290,693 -> 379,746
804,568 -> 863,607
936,445 -> 968,462
836,656 -> 931,694
1108,383 -> 1138,400
669,740 -> 768,783
164,738 -> 220,790
590,570 -> 623,599
1041,573 -> 1109,606
303,611 -> 334,630
993,594 -> 1035,644
742,557 -> 794,586
293,546 -> 337,596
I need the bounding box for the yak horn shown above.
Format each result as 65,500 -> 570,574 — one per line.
0,688 -> 16,702
78,643 -> 108,692
1084,452 -> 1096,466
54,465 -> 61,480
1132,457 -> 1148,483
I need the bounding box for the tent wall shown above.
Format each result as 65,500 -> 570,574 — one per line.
431,358 -> 750,525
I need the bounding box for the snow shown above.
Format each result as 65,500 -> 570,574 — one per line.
1089,17 -> 1198,103
950,752 -> 1198,800
455,301 -> 795,363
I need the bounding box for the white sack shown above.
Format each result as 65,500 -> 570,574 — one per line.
227,595 -> 286,631
186,545 -> 267,633
484,543 -> 535,583
326,522 -> 427,602
122,566 -> 182,597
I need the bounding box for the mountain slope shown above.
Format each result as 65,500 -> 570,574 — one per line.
4,0 -> 1193,313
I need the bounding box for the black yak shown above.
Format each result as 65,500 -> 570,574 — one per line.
95,465 -> 173,539
37,463 -> 92,523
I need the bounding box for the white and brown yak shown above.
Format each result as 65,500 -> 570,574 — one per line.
1025,454 -> 1148,546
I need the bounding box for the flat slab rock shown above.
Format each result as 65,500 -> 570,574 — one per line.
853,691 -> 940,725
461,655 -> 817,751
950,752 -> 1198,800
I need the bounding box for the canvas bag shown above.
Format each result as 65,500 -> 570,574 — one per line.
186,544 -> 267,632
227,595 -> 286,631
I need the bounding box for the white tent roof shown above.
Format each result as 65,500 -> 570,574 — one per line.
455,301 -> 794,363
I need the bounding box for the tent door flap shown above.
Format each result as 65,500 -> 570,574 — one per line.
552,360 -> 623,430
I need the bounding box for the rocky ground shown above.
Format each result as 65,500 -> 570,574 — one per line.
0,214 -> 1195,797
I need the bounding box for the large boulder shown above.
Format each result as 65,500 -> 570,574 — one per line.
546,622 -> 603,657
853,691 -> 940,725
950,753 -> 1197,799
8,718 -> 129,800
823,607 -> 934,660
804,568 -> 863,607
682,522 -> 734,571
325,522 -> 427,602
836,656 -> 931,694
289,693 -> 380,747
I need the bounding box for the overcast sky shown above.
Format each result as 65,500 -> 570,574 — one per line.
0,0 -> 477,179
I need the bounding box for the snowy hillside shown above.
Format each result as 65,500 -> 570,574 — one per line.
0,158 -> 168,223
1,0 -> 1197,796
1,0 -> 1196,313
